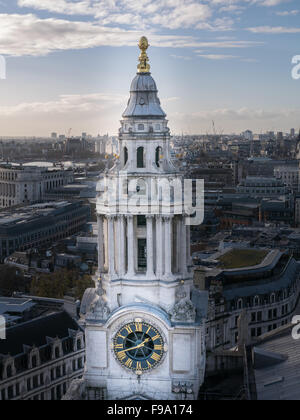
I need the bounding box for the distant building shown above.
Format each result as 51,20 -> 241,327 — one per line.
0,311 -> 84,401
94,136 -> 108,155
64,137 -> 88,155
0,164 -> 74,208
242,130 -> 253,141
237,176 -> 288,198
277,132 -> 284,142
51,133 -> 57,140
0,201 -> 90,261
274,163 -> 299,192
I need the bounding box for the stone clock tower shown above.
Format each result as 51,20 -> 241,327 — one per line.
78,37 -> 208,401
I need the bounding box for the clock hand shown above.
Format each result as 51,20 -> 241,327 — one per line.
125,338 -> 151,353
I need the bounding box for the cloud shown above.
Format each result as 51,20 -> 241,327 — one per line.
0,13 -> 222,56
170,54 -> 192,60
276,9 -> 299,16
194,40 -> 264,49
0,93 -> 127,116
247,25 -> 300,33
197,54 -> 239,60
18,0 -> 212,30
172,107 -> 300,122
0,13 -> 265,56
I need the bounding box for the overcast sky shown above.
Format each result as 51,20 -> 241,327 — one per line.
0,0 -> 299,136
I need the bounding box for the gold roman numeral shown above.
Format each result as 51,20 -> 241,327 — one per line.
117,333 -> 125,339
152,334 -> 160,341
146,360 -> 152,368
117,351 -> 126,361
151,352 -> 161,362
136,362 -> 142,370
114,343 -> 124,350
125,358 -> 133,368
125,325 -> 133,334
135,323 -> 143,332
154,344 -> 163,351
146,326 -> 151,334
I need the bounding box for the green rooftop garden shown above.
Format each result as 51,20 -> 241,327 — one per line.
218,249 -> 269,270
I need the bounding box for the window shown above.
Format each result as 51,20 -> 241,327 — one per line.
124,147 -> 128,165
137,147 -> 145,169
138,124 -> 144,131
138,238 -> 147,271
137,215 -> 146,227
32,355 -> 37,368
156,147 -> 162,167
5,364 -> 13,379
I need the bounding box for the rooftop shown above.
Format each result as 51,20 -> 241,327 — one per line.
218,249 -> 269,270
0,311 -> 80,357
247,324 -> 300,400
0,201 -> 81,230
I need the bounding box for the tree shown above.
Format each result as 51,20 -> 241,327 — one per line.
30,269 -> 94,300
0,265 -> 29,296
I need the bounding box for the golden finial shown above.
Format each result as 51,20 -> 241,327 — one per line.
137,36 -> 150,73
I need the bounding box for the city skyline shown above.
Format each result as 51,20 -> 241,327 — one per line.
0,0 -> 299,136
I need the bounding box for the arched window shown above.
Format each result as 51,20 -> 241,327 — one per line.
6,365 -> 12,378
137,147 -> 145,169
156,147 -> 162,167
77,339 -> 81,350
254,296 -> 260,307
271,293 -> 276,304
124,147 -> 128,166
237,299 -> 243,310
32,355 -> 37,368
55,347 -> 60,359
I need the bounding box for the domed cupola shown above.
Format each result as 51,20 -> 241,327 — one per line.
122,37 -> 166,119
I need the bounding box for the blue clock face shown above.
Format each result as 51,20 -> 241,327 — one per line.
113,321 -> 164,372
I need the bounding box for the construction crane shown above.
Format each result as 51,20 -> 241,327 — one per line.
67,128 -> 72,138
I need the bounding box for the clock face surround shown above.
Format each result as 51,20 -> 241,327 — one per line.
113,321 -> 164,373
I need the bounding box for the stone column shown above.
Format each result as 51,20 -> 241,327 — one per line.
176,217 -> 182,273
164,216 -> 173,278
127,215 -> 135,277
97,215 -> 104,274
181,220 -> 188,276
146,215 -> 154,278
186,223 -> 192,269
107,216 -> 116,277
118,215 -> 126,278
156,215 -> 163,278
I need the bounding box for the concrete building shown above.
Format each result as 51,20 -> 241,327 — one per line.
274,163 -> 299,192
237,176 -> 288,198
195,248 -> 300,352
0,201 -> 90,261
0,164 -> 74,208
0,312 -> 84,401
65,37 -> 208,401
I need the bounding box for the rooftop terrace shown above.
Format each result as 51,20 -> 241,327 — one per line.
218,249 -> 269,270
